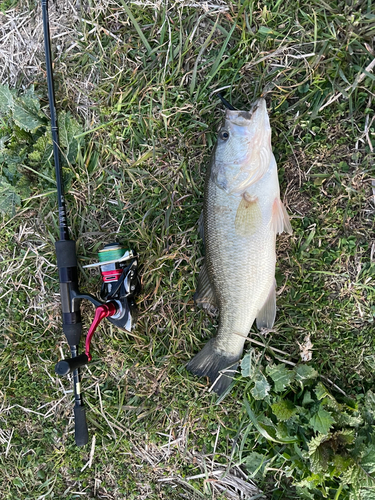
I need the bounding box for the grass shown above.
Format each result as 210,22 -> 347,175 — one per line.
0,0 -> 374,498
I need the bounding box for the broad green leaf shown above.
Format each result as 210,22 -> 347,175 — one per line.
307,433 -> 332,473
276,421 -> 290,440
295,364 -> 318,382
58,111 -> 83,165
332,453 -> 353,474
244,399 -> 297,444
266,364 -> 295,392
294,485 -> 317,500
257,26 -> 284,39
276,422 -> 297,444
322,395 -> 340,412
0,84 -> 14,113
13,126 -> 30,141
364,345 -> 375,363
0,148 -> 25,167
341,463 -> 375,487
250,371 -> 271,400
309,408 -> 335,434
302,390 -> 314,406
336,411 -> 362,427
28,134 -> 52,167
314,382 -> 330,400
12,477 -> 24,488
0,177 -> 21,215
334,429 -> 355,446
357,488 -> 375,500
295,473 -> 329,498
365,390 -> 375,408
361,444 -> 375,474
241,350 -> 255,378
12,100 -> 44,132
18,90 -> 41,116
271,399 -> 298,421
308,433 -> 331,455
243,452 -> 265,475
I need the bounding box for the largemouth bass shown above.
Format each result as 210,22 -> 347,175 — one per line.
187,98 -> 292,395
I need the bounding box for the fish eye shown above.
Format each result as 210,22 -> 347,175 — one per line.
219,129 -> 230,140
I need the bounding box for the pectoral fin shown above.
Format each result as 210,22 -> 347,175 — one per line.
271,198 -> 292,235
235,193 -> 262,237
194,262 -> 218,313
256,280 -> 276,329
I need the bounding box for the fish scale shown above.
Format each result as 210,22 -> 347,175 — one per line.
187,98 -> 292,395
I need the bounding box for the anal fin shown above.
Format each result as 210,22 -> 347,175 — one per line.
235,193 -> 262,237
194,262 -> 218,313
271,198 -> 292,235
256,280 -> 276,330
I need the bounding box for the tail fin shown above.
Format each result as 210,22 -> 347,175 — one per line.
186,338 -> 241,395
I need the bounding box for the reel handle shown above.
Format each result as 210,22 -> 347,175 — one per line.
55,353 -> 89,376
55,301 -> 118,377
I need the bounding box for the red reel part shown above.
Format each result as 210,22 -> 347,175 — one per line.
85,302 -> 117,361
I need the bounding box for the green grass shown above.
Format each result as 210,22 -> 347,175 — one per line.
0,0 -> 374,498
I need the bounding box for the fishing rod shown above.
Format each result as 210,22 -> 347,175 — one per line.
42,0 -> 139,446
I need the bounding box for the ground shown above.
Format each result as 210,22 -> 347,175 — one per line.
0,1 -> 374,499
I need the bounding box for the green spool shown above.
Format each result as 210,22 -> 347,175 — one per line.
98,243 -> 126,263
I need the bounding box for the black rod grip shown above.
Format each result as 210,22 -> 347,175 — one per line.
62,323 -> 82,348
55,240 -> 78,268
55,240 -> 82,347
74,405 -> 89,447
55,354 -> 89,376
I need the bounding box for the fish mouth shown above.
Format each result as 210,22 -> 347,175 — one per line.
216,92 -> 266,117
224,98 -> 265,125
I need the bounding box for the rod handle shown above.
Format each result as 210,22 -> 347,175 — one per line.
55,354 -> 89,376
74,405 -> 89,447
55,240 -> 82,346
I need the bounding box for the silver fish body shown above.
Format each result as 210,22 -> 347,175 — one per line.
187,99 -> 292,394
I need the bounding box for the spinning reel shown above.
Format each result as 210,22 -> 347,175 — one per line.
55,243 -> 139,376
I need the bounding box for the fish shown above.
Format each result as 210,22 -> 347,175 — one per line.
187,98 -> 292,395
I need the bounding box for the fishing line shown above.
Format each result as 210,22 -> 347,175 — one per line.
217,92 -> 237,110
